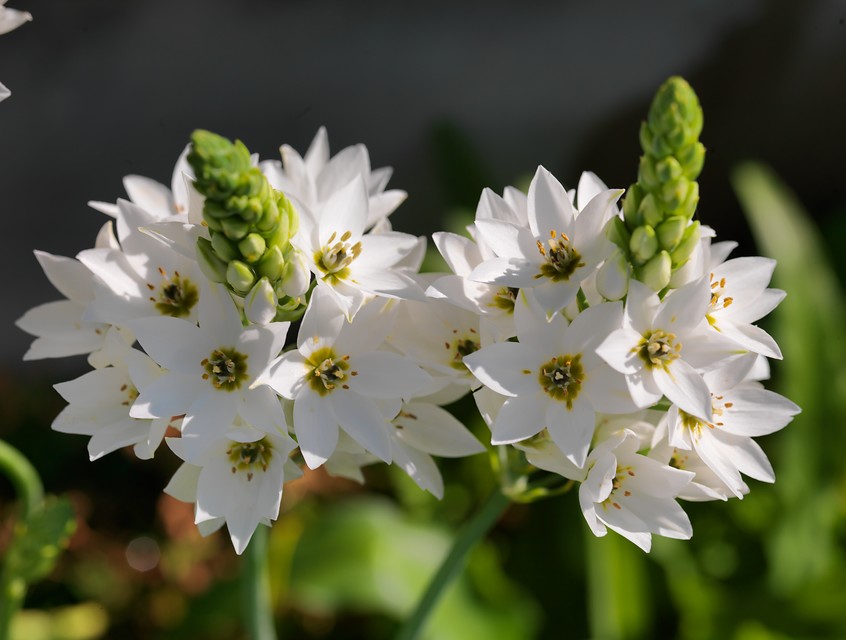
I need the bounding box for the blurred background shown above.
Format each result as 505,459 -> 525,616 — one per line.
1,0 -> 845,638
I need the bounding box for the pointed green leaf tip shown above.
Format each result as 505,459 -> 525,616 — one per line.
616,76 -> 706,290
188,130 -> 303,319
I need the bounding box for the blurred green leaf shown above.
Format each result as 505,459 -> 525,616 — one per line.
289,497 -> 539,640
732,162 -> 846,595
4,496 -> 76,585
10,603 -> 108,640
586,530 -> 653,640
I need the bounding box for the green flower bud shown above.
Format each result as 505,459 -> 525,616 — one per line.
238,233 -> 267,263
606,216 -> 631,249
220,216 -> 251,241
629,225 -> 659,265
639,250 -> 672,292
639,193 -> 664,228
655,156 -> 683,183
656,216 -> 687,251
211,232 -> 239,263
226,260 -> 256,294
677,142 -> 705,180
670,221 -> 701,268
622,184 -> 642,228
196,237 -> 228,283
256,245 -> 285,281
188,129 -> 304,303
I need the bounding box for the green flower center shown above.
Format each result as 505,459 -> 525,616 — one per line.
490,287 -> 519,313
149,268 -> 199,318
538,353 -> 584,408
307,346 -> 352,396
227,438 -> 273,481
446,331 -> 480,372
202,347 -> 249,391
535,230 -> 585,282
314,230 -> 362,283
637,330 -> 680,370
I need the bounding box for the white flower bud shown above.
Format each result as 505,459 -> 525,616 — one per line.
245,277 -> 278,325
596,249 -> 630,300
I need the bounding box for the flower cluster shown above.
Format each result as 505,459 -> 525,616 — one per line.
18,79 -> 798,554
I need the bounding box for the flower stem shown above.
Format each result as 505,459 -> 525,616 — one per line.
243,525 -> 277,640
0,440 -> 45,640
395,489 -> 510,640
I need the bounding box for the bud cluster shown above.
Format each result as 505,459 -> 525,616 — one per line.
611,76 -> 706,291
188,130 -> 303,319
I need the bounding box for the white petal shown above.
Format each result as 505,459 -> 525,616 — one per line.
130,373 -> 205,420
653,361 -> 712,421
331,390 -> 392,463
463,343 -> 539,397
294,387 -> 339,468
595,328 -> 644,375
319,175 -> 368,244
348,351 -> 430,399
393,402 -> 485,457
34,251 -> 94,302
528,166 -> 574,239
391,440 -> 443,498
545,398 -> 595,468
490,392 -> 547,444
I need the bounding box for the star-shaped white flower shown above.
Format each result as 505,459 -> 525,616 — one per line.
596,279 -> 743,421
166,425 -> 299,554
128,283 -> 290,459
467,166 -> 622,318
579,429 -> 694,552
293,175 -> 426,319
464,294 -> 635,468
261,127 -> 406,230
253,287 -> 431,469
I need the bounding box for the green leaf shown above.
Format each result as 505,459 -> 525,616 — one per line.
289,497 -> 539,640
5,496 -> 76,585
732,162 -> 846,595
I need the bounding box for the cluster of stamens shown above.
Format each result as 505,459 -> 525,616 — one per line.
601,465 -> 635,511
307,346 -> 353,395
315,230 -> 362,281
119,382 -> 139,407
227,438 -> 273,481
679,394 -> 733,437
490,287 -> 519,312
637,330 -> 681,370
708,273 -> 734,311
147,267 -> 199,318
445,328 -> 480,372
535,230 -> 584,282
537,354 -> 584,407
202,347 -> 248,391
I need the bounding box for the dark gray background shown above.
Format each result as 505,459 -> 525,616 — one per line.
3,0 -> 845,371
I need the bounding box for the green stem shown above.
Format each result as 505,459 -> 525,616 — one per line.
243,525 -> 277,640
395,489 -> 510,640
0,440 -> 45,640
0,440 -> 44,518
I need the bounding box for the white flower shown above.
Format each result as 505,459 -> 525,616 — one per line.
52,334 -> 172,461
78,200 -> 203,326
128,283 -> 290,459
293,176 -> 425,319
464,294 -> 635,468
166,426 -> 299,554
16,251 -> 116,362
467,166 -> 622,318
253,287 -> 431,469
648,438 -> 747,502
579,429 -> 694,552
0,2 -> 31,36
386,293 -> 483,395
660,374 -> 799,498
387,399 -> 485,498
596,279 -> 743,421
704,257 -> 785,359
261,127 -> 406,230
